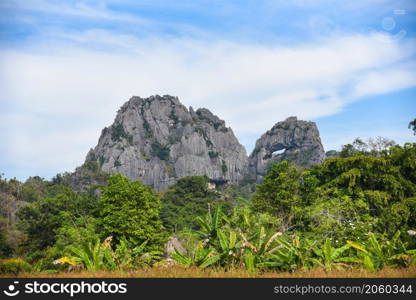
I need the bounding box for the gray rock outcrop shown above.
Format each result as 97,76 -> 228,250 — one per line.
248,116 -> 325,182
85,95 -> 248,191
164,236 -> 187,256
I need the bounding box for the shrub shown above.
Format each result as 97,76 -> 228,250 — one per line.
0,258 -> 32,275
208,151 -> 219,159
221,160 -> 227,175
111,122 -> 133,144
0,230 -> 12,257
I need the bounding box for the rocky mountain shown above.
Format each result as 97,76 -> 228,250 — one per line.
84,95 -> 248,191
83,96 -> 326,190
248,116 -> 325,182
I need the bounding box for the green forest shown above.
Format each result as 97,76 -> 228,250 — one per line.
1,136 -> 416,276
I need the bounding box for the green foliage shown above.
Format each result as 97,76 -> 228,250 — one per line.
17,188 -> 99,252
62,237 -> 161,271
0,176 -> 50,254
208,151 -> 219,159
233,143 -> 416,270
114,159 -> 122,167
72,161 -> 109,190
169,109 -> 179,126
389,143 -> 416,184
0,258 -> 32,275
221,160 -> 228,175
99,174 -> 166,252
347,232 -> 416,270
20,176 -> 48,202
160,176 -> 225,231
2,137 -> 415,275
311,238 -> 352,271
112,238 -> 162,269
53,216 -> 100,253
409,118 -> 416,135
143,119 -> 153,137
0,230 -> 12,258
171,206 -> 232,268
340,137 -> 395,157
194,127 -> 213,147
252,161 -> 301,224
151,141 -> 170,161
193,205 -> 226,241
172,205 -> 416,272
170,244 -> 222,268
176,206 -> 294,271
195,110 -> 224,130
65,239 -> 114,271
111,122 -> 133,143
252,143 -> 416,242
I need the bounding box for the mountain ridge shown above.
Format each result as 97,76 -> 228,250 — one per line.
82,95 -> 325,190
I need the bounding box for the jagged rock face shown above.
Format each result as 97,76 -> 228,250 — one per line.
85,95 -> 248,191
248,116 -> 325,182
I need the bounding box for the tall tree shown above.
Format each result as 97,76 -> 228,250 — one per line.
160,176 -> 222,231
409,118 -> 416,135
99,174 -> 165,251
252,161 -> 301,224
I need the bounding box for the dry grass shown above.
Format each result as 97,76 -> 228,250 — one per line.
8,265 -> 416,278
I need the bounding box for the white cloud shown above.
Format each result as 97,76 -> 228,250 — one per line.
351,65 -> 416,99
1,31 -> 415,179
1,0 -> 148,23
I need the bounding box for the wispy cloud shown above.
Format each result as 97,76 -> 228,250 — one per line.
1,0 -> 415,180
1,0 -> 148,23
1,30 -> 415,179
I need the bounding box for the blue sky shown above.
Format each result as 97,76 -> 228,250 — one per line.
0,0 -> 415,181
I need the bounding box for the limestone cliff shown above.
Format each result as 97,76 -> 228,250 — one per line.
248,116 -> 325,182
85,95 -> 248,191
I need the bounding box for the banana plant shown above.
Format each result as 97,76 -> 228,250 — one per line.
61,237 -> 158,271
65,238 -> 115,271
239,227 -> 284,272
113,238 -> 162,269
193,205 -> 226,242
347,231 -> 416,271
170,243 -> 223,268
269,235 -> 317,271
310,238 -> 353,271
215,229 -> 242,267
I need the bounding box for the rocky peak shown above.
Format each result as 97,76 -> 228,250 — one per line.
82,96 -> 326,190
85,95 -> 248,191
248,116 -> 325,182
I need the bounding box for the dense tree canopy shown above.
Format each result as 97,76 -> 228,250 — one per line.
99,174 -> 166,251
252,162 -> 302,228
1,139 -> 415,274
17,186 -> 99,253
252,143 -> 416,244
160,176 -> 225,231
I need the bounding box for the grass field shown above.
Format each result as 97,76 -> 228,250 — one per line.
6,265 -> 416,278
